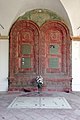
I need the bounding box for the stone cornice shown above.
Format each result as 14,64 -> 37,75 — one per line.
0,34 -> 9,39
71,36 -> 80,41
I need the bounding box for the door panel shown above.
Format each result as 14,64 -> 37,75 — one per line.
40,22 -> 62,74
18,29 -> 35,72
21,44 -> 31,55
21,44 -> 32,69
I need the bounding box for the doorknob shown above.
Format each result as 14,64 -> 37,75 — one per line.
22,61 -> 24,65
22,58 -> 24,61
22,58 -> 25,65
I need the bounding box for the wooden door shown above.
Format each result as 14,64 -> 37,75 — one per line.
9,20 -> 40,91
9,20 -> 71,92
40,21 -> 71,92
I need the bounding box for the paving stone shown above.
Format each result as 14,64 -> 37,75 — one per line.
0,92 -> 80,120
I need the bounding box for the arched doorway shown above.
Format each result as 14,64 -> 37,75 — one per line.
9,10 -> 72,92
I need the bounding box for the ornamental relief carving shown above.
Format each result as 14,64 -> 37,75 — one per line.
21,32 -> 33,42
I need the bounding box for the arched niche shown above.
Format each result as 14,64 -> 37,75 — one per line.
9,9 -> 72,92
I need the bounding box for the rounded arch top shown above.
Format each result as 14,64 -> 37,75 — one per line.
10,20 -> 40,34
40,20 -> 70,38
